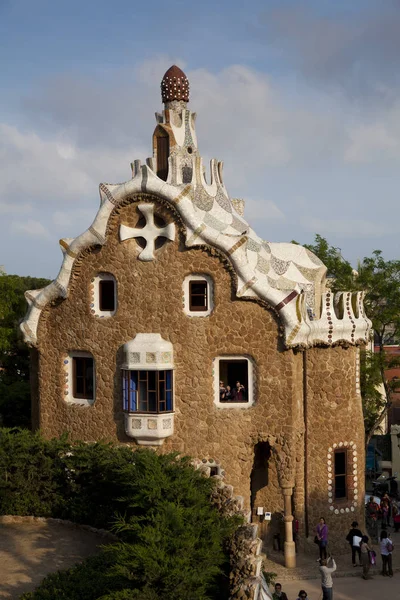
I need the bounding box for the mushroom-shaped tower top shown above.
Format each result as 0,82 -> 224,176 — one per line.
161,65 -> 189,103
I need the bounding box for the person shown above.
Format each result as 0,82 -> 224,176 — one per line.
345,520 -> 363,567
360,535 -> 373,580
366,496 -> 380,541
393,501 -> 400,533
380,529 -> 394,577
272,582 -> 288,600
224,385 -> 233,401
381,495 -> 390,529
219,381 -> 226,401
233,380 -> 246,402
318,555 -> 336,600
296,591 -> 309,600
316,517 -> 328,560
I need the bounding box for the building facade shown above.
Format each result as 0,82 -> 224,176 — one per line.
21,66 -> 371,567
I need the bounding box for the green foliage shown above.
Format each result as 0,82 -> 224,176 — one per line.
0,272 -> 50,427
0,431 -> 237,600
0,428 -> 69,516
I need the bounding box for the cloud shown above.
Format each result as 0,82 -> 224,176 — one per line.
11,219 -> 51,239
244,198 -> 285,223
258,1 -> 400,102
1,55 -> 400,275
345,119 -> 400,164
0,201 -> 32,215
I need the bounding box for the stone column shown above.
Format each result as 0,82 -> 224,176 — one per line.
282,486 -> 296,568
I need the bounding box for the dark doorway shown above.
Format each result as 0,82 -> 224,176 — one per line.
250,441 -> 271,514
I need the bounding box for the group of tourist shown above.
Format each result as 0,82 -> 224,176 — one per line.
270,510 -> 396,599
272,583 -> 308,600
366,494 -> 400,539
219,380 -> 246,402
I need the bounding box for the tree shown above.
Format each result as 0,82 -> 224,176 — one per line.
0,272 -> 50,427
303,236 -> 400,444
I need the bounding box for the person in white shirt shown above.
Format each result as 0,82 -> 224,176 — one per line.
380,529 -> 394,577
318,555 -> 336,600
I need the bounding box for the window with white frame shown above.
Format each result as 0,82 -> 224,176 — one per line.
213,356 -> 254,408
91,273 -> 117,317
63,351 -> 96,406
183,274 -> 214,317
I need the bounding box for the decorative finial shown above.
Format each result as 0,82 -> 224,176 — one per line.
161,65 -> 189,103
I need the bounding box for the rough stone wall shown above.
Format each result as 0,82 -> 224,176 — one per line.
32,195 -> 365,552
305,346 -> 365,550
35,196 -> 297,518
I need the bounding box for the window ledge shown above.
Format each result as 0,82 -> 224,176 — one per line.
66,398 -> 95,407
124,412 -> 174,446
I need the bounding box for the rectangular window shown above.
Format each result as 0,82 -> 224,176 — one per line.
189,280 -> 208,311
99,279 -> 115,311
334,450 -> 347,499
73,357 -> 94,400
122,370 -> 173,413
219,359 -> 249,403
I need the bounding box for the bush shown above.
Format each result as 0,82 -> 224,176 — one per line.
0,429 -> 238,599
0,428 -> 69,516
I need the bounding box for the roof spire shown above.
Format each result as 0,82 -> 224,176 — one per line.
161,65 -> 189,104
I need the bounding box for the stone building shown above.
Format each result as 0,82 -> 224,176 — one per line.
21,66 -> 371,567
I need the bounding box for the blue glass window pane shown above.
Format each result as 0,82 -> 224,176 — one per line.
122,371 -> 128,411
166,390 -> 172,411
166,370 -> 172,389
130,371 -> 137,412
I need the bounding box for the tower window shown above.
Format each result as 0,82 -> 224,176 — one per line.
334,450 -> 347,499
157,133 -> 169,181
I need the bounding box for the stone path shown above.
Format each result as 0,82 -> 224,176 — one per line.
277,575 -> 400,600
264,529 -> 400,599
0,520 -> 105,599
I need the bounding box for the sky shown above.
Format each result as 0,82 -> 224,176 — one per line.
1,0 -> 400,278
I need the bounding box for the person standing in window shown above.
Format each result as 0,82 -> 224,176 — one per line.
219,381 -> 226,401
316,517 -> 328,560
224,385 -> 233,401
380,530 -> 394,577
233,380 -> 246,402
345,521 -> 363,567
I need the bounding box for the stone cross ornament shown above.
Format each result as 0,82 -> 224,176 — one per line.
119,203 -> 175,261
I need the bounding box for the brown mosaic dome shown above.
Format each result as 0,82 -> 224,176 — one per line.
161,65 -> 189,103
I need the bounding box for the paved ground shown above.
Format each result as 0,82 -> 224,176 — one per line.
264,528 -> 400,599
0,521 -> 104,599
277,574 -> 400,600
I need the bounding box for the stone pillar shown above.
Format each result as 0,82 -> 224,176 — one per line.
282,486 -> 296,568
